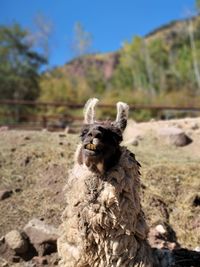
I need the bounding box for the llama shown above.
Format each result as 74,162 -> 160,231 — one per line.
57,98 -> 156,267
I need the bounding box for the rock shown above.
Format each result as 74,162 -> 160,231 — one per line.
158,127 -> 192,146
5,230 -> 28,254
148,224 -> 179,250
0,235 -> 5,243
0,258 -> 9,267
65,127 -> 76,134
24,219 -> 59,245
190,122 -> 199,130
0,235 -> 16,262
23,218 -> 59,256
59,134 -> 66,138
124,138 -> 139,146
14,188 -> 22,193
0,126 -> 9,131
155,224 -> 166,235
0,189 -> 13,201
33,256 -> 48,265
192,195 -> 200,207
130,139 -> 139,146
12,255 -> 20,262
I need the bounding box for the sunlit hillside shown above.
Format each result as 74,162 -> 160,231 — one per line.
1,16 -> 200,125
40,15 -> 200,113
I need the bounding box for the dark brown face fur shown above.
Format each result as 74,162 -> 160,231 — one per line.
79,122 -> 123,173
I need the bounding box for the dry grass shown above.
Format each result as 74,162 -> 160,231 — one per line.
126,122 -> 200,249
0,118 -> 200,249
0,130 -> 78,236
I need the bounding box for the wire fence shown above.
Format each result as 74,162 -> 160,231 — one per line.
0,99 -> 200,132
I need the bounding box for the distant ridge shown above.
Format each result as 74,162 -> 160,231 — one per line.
54,15 -> 199,80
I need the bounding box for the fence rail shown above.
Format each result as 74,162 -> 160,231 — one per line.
0,99 -> 200,131
1,99 -> 200,111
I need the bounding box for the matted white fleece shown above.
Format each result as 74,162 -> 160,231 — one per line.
57,146 -> 154,267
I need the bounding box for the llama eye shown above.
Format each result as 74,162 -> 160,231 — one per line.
80,129 -> 88,137
96,133 -> 102,139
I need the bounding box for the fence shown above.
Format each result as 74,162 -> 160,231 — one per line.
0,99 -> 200,132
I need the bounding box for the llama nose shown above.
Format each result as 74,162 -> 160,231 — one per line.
93,131 -> 102,139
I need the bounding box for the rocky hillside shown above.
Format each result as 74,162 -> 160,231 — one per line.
39,15 -> 200,110
63,52 -> 120,80
52,16 -> 199,81
0,117 -> 200,266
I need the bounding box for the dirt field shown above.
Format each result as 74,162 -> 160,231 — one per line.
0,117 -> 200,265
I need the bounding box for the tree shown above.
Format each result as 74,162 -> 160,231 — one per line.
149,38 -> 169,92
196,0 -> 200,13
183,3 -> 200,90
27,13 -> 53,59
142,39 -> 155,96
116,37 -> 151,92
0,23 -> 47,101
72,22 -> 92,57
187,19 -> 200,89
0,23 -> 47,121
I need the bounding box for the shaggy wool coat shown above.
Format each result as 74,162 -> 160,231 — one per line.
57,145 -> 155,267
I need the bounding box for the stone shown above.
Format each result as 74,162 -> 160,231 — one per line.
155,224 -> 166,235
124,138 -> 139,146
123,136 -> 140,147
65,127 -> 76,134
33,256 -> 48,265
190,122 -> 199,130
12,255 -> 20,262
23,218 -> 59,255
5,230 -> 28,254
0,258 -> 9,267
130,139 -> 139,146
0,189 -> 13,201
158,127 -> 192,146
0,235 -> 5,243
0,126 -> 9,131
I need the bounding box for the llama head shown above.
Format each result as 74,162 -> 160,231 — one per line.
78,98 -> 129,173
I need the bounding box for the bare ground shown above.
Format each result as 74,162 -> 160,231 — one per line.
0,117 -> 200,265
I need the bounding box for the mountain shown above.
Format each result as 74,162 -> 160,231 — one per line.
58,16 -> 199,80
63,52 -> 120,80
40,15 -> 200,112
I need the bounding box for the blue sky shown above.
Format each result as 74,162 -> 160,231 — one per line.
0,0 -> 196,68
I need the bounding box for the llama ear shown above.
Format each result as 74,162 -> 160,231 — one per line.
115,101 -> 129,132
84,98 -> 99,124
